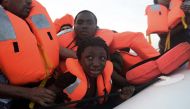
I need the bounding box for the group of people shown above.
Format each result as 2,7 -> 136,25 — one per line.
0,0 -> 190,109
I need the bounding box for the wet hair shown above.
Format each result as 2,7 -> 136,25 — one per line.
74,10 -> 97,24
77,37 -> 109,60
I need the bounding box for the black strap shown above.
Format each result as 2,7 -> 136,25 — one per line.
66,38 -> 77,49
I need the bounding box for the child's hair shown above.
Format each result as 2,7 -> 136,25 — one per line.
77,37 -> 109,60
74,10 -> 97,24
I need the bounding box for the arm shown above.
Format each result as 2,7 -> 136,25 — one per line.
110,32 -> 159,59
47,72 -> 76,103
111,70 -> 128,88
59,46 -> 77,60
0,83 -> 56,107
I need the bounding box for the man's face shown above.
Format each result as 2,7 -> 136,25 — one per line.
79,46 -> 107,78
74,12 -> 97,38
5,0 -> 32,18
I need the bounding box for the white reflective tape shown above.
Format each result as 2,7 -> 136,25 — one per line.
0,8 -> 16,41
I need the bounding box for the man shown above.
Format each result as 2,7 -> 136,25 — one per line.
58,10 -> 160,85
0,0 -> 72,108
154,0 -> 190,54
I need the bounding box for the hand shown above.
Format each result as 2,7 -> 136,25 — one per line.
119,86 -> 135,100
27,87 -> 56,107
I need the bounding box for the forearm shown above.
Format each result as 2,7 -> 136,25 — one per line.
111,71 -> 129,88
0,83 -> 30,99
59,46 -> 77,60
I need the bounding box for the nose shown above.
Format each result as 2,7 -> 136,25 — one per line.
81,22 -> 89,29
92,58 -> 101,68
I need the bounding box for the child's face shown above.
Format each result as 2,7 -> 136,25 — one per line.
79,46 -> 107,78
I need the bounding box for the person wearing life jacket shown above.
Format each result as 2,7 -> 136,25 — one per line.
47,37 -> 135,109
57,10 -> 160,84
0,0 -> 73,108
154,0 -> 190,54
54,14 -> 74,34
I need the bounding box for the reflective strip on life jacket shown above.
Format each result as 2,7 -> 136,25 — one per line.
30,14 -> 50,29
64,58 -> 113,104
0,8 -> 46,85
65,78 -> 81,94
146,4 -> 169,36
0,8 -> 16,41
26,0 -> 59,74
57,28 -> 73,37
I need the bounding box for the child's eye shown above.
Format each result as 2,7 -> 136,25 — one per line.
100,56 -> 106,61
87,56 -> 93,60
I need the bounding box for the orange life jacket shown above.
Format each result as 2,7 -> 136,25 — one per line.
0,7 -> 46,85
64,58 -> 113,105
118,51 -> 142,71
109,32 -> 160,59
146,4 -> 169,36
54,14 -> 74,33
58,29 -> 159,73
126,42 -> 190,85
168,0 -> 185,29
26,0 -> 59,73
58,29 -> 114,51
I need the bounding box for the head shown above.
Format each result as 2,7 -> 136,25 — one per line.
74,10 -> 97,39
1,0 -> 32,18
154,0 -> 170,8
77,37 -> 109,78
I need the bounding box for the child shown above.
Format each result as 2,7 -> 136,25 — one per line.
48,37 -> 135,109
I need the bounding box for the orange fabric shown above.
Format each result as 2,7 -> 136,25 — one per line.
58,30 -> 159,73
119,51 -> 142,71
126,42 -> 190,85
58,29 -> 115,52
54,14 -> 74,33
168,0 -> 185,29
0,10 -> 46,85
58,29 -> 114,73
146,4 -> 169,36
26,0 -> 59,74
126,61 -> 161,85
110,32 -> 160,59
157,42 -> 190,74
64,58 -> 113,104
58,30 -> 77,51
